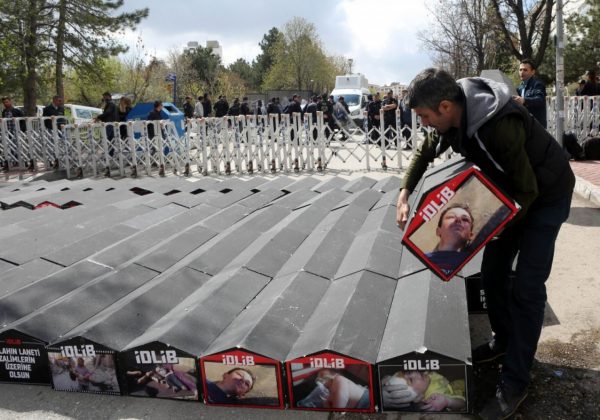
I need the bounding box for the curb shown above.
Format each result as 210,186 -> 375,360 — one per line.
574,175 -> 600,206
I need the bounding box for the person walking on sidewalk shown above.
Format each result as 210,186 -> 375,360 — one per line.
395,68 -> 575,420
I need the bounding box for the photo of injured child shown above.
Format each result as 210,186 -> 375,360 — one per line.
290,364 -> 372,410
379,365 -> 467,412
48,353 -> 120,394
125,358 -> 197,400
406,172 -> 515,279
202,362 -> 280,407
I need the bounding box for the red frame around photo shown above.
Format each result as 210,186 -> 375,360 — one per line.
200,349 -> 285,409
285,351 -> 375,413
402,167 -> 519,281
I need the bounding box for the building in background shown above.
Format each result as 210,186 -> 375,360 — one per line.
185,40 -> 223,60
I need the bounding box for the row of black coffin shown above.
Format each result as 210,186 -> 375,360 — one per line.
0,271 -> 487,415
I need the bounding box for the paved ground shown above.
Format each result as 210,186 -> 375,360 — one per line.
0,159 -> 598,419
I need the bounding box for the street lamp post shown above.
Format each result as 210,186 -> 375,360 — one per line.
555,0 -> 564,146
348,58 -> 353,75
165,73 -> 177,104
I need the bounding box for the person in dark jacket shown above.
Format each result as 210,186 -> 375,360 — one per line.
183,96 -> 194,119
42,95 -> 66,130
117,97 -> 132,139
514,58 -> 547,128
147,100 -> 166,140
1,96 -> 25,166
366,93 -> 382,143
579,69 -> 599,96
214,96 -> 229,117
396,68 -> 574,420
381,90 -> 398,146
96,92 -> 119,155
305,96 -> 319,140
228,98 -> 241,116
202,93 -> 212,117
240,97 -> 251,116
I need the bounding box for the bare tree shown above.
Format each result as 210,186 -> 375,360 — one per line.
490,0 -> 554,67
419,0 -> 512,78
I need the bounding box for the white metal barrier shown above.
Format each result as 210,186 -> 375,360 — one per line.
1,97 -> 597,179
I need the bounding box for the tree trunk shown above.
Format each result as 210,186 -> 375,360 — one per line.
23,0 -> 39,116
55,0 -> 67,98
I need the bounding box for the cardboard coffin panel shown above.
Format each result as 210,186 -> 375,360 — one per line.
377,351 -> 472,414
119,342 -> 198,401
47,337 -> 121,395
402,166 -> 518,281
200,349 -> 284,409
0,329 -> 50,385
286,351 -> 375,413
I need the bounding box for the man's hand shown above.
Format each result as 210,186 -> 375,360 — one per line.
421,393 -> 449,411
396,189 -> 411,230
512,95 -> 525,105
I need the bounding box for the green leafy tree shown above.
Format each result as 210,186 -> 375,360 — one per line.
186,45 -> 222,95
52,0 -> 148,99
263,17 -> 339,92
252,27 -> 283,88
563,0 -> 600,83
228,58 -> 255,89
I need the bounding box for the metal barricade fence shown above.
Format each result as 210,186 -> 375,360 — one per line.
2,98 -> 598,179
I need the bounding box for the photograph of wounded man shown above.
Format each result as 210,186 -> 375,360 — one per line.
48,353 -> 120,394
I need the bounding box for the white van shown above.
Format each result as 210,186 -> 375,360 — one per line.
64,103 -> 102,123
330,74 -> 371,125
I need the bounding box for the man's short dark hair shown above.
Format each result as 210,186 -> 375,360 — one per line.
153,100 -> 162,109
520,58 -> 536,70
1,96 -> 11,101
367,94 -> 373,100
102,91 -> 111,97
52,95 -> 62,101
243,97 -> 248,101
198,96 -> 203,101
405,68 -> 461,111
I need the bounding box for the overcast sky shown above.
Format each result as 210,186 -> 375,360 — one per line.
120,0 -> 434,86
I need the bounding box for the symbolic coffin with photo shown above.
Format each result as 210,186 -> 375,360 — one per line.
200,349 -> 284,409
402,158 -> 519,281
119,342 -> 198,400
0,329 -> 50,385
47,337 -> 121,395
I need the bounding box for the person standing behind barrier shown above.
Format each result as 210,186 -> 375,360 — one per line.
240,97 -> 251,117
334,96 -> 350,140
96,92 -> 119,155
400,89 -> 413,149
367,93 -> 382,143
42,95 -> 66,131
305,96 -> 319,140
192,96 -> 204,118
117,97 -> 132,139
287,94 -> 304,143
181,96 -> 193,119
317,94 -> 334,138
202,93 -> 212,117
228,98 -> 241,117
579,69 -> 599,96
146,101 -> 167,154
1,96 -> 25,167
381,90 -> 398,147
214,95 -> 229,117
514,58 -> 547,128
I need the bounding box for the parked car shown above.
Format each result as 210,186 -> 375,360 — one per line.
64,103 -> 102,123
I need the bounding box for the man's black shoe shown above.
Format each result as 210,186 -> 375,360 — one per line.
479,382 -> 528,420
472,340 -> 506,364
